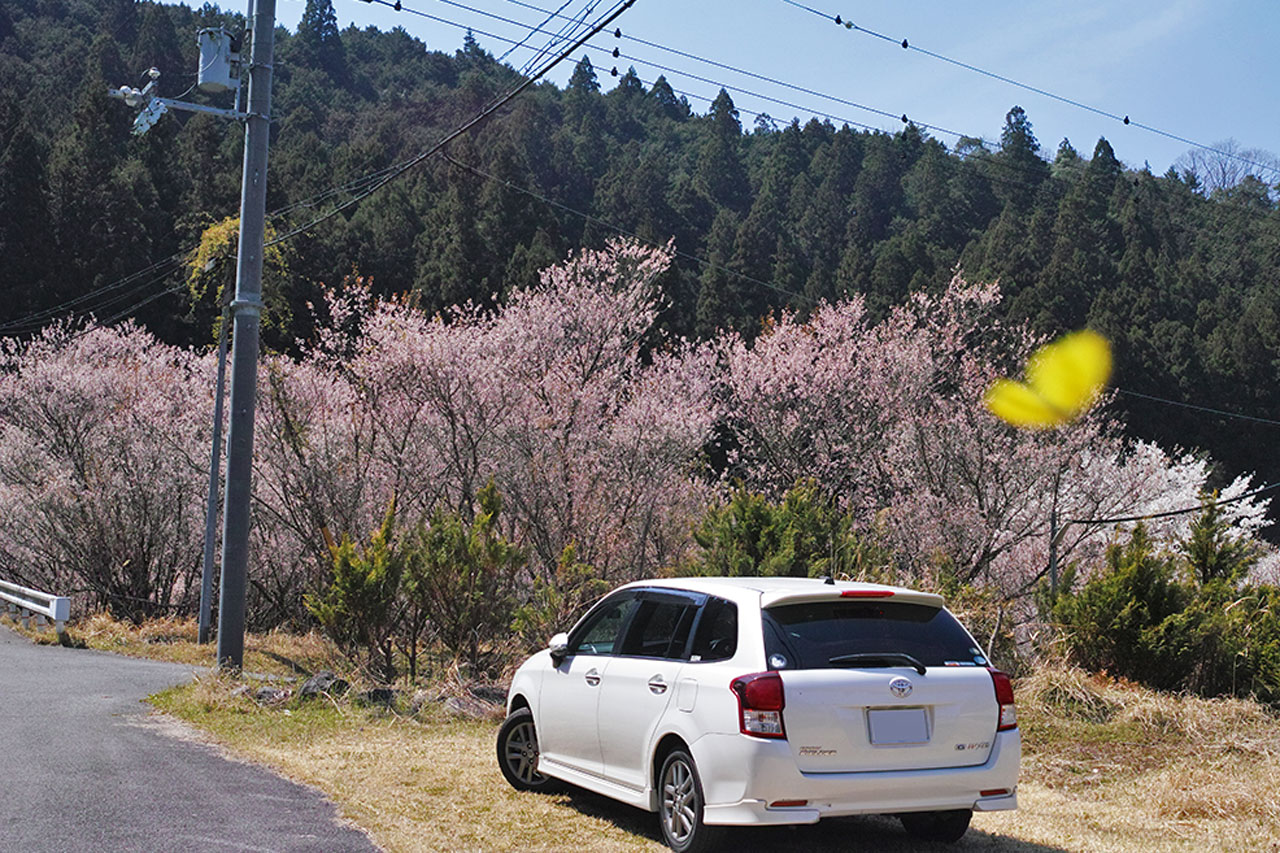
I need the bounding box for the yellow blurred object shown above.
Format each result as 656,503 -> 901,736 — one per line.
985,330 -> 1112,429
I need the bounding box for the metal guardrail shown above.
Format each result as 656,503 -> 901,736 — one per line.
0,579 -> 70,637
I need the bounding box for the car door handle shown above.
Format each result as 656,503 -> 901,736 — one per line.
647,676 -> 668,694
584,668 -> 601,686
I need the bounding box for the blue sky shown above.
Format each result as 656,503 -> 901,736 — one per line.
262,0 -> 1278,177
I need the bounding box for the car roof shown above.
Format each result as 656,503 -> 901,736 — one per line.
617,576 -> 945,610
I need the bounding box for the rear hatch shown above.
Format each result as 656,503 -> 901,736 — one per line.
764,596 -> 999,773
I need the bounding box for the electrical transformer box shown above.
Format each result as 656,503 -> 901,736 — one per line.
197,27 -> 241,94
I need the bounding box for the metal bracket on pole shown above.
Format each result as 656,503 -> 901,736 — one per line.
157,98 -> 249,122
108,68 -> 248,136
229,298 -> 265,316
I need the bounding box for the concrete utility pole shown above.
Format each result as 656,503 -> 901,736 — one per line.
197,309 -> 229,645
217,0 -> 276,670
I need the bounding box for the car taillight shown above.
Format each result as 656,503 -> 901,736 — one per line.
730,672 -> 786,738
989,668 -> 1017,731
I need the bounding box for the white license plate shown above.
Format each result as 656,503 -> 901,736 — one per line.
867,708 -> 929,745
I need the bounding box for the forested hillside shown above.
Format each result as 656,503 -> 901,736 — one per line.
2,0 -> 1279,516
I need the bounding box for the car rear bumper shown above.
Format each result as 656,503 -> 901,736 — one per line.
695,728 -> 1021,826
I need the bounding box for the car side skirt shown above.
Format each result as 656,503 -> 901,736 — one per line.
537,756 -> 654,812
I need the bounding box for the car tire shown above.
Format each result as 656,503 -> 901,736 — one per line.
658,749 -> 723,853
899,808 -> 972,843
496,707 -> 558,793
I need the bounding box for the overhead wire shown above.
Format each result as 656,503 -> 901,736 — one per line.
352,0 -> 1065,201
1115,387 -> 1280,428
475,0 -> 1184,200
498,0 -> 574,64
777,0 -> 1280,180
0,254 -> 188,335
262,0 -> 637,247
1067,481 -> 1280,526
347,0 -> 1280,215
516,0 -> 597,76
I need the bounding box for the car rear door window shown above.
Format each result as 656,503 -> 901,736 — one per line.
764,601 -> 984,669
618,596 -> 699,660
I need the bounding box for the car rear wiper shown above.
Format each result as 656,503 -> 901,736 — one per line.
828,652 -> 926,675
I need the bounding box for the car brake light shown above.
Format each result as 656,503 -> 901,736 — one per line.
730,672 -> 786,738
840,589 -> 894,598
989,668 -> 1017,731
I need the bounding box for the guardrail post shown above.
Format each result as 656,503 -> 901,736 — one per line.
52,597 -> 69,642
21,608 -> 30,630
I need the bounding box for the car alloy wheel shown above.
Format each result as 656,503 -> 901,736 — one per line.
659,749 -> 721,852
496,707 -> 555,792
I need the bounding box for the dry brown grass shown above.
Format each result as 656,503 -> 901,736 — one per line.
8,611 -> 340,678
1005,664 -> 1280,852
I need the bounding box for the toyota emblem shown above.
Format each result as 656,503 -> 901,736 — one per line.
889,676 -> 913,698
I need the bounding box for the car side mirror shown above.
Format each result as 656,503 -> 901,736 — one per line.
548,632 -> 570,667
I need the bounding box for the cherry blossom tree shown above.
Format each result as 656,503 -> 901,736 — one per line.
0,323 -> 212,621
256,240 -> 720,609
719,274 -> 1272,598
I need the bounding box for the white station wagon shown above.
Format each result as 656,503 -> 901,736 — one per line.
498,577 -> 1019,851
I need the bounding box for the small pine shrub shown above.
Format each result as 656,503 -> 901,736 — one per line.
1053,522 -> 1280,705
1052,524 -> 1189,685
306,500 -> 404,682
403,481 -> 524,674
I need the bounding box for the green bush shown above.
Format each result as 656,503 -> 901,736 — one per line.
1145,581 -> 1280,703
306,500 -> 405,682
1053,519 -> 1280,704
686,479 -> 863,578
1051,524 -> 1189,683
403,481 -> 525,674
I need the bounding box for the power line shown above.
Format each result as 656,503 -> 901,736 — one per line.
515,0 -> 597,76
1068,481 -> 1280,526
777,0 -> 1280,179
429,0 -> 966,137
1116,387 -> 1280,428
356,0 -> 1278,211
498,0 -> 574,64
0,254 -> 188,334
364,1 -> 1064,201
481,0 -> 1172,198
262,0 -> 636,247
500,0 -> 964,136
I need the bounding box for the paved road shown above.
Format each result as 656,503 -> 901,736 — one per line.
0,623 -> 379,853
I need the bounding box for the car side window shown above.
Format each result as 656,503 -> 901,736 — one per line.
690,597 -> 738,662
618,599 -> 698,660
569,593 -> 635,656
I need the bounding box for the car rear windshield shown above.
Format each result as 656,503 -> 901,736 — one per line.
763,600 -> 987,670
